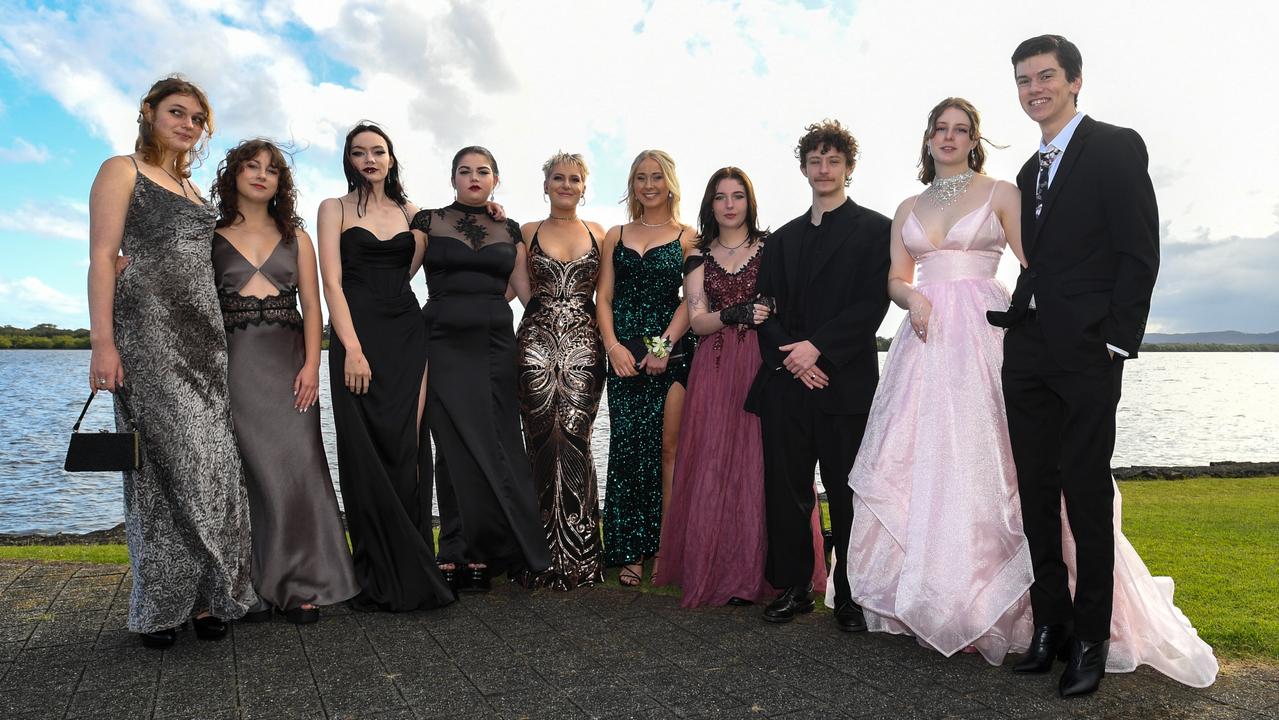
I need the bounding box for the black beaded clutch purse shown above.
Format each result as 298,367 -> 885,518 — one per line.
64,392 -> 139,472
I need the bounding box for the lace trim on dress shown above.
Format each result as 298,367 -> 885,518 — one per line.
219,289 -> 302,332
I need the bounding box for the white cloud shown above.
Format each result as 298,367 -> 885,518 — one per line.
0,276 -> 85,323
0,199 -> 89,241
0,138 -> 49,163
2,0 -> 1276,334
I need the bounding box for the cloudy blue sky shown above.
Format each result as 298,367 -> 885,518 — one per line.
1,0 -> 1275,335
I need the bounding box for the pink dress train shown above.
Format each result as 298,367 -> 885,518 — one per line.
654,250 -> 827,608
839,186 -> 1217,687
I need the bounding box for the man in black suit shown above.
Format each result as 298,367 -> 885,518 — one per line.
989,35 -> 1159,697
746,120 -> 890,631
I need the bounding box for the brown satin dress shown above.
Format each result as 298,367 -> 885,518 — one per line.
212,233 -> 358,610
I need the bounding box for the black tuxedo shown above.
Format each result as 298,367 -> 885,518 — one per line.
990,115 -> 1159,641
747,198 -> 890,603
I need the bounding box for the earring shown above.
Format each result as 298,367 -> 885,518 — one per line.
579,195 -> 586,206
926,144 -> 933,157
970,148 -> 977,163
543,192 -> 549,202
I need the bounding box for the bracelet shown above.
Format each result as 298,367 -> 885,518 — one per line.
606,341 -> 620,354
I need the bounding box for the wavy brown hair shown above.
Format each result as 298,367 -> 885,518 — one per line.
696,167 -> 766,252
212,139 -> 303,243
134,75 -> 214,179
916,97 -> 1005,184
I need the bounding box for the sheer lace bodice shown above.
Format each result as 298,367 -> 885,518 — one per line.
413,202 -> 520,298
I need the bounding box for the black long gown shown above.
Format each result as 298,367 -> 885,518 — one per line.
329,213 -> 454,611
413,202 -> 551,575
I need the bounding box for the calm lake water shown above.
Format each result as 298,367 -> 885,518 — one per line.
1,349 -> 1276,534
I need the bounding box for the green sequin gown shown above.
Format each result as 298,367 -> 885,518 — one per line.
602,230 -> 695,566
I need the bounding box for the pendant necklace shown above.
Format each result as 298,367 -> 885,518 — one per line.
924,169 -> 974,208
718,237 -> 748,255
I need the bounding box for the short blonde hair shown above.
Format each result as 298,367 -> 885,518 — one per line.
542,151 -> 589,181
622,149 -> 680,223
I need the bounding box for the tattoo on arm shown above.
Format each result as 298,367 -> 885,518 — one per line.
687,292 -> 707,311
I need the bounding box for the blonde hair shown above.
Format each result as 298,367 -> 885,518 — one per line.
622,149 -> 680,223
542,151 -> 589,181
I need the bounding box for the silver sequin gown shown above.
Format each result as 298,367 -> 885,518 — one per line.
112,163 -> 255,632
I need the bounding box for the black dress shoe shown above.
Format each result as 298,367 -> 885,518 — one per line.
726,596 -> 754,607
285,606 -> 320,625
833,600 -> 868,632
192,615 -> 228,640
1059,638 -> 1110,698
460,565 -> 490,593
1013,624 -> 1070,673
763,586 -> 814,624
138,627 -> 177,649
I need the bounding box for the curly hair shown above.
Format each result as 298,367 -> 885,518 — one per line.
795,119 -> 858,187
695,167 -> 766,251
212,139 -> 303,243
135,74 -> 214,179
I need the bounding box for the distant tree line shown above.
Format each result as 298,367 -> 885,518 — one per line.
0,324 -> 91,349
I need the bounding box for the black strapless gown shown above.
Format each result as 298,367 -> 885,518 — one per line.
414,203 -> 551,575
329,226 -> 454,611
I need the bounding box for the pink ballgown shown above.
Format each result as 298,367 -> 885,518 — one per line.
841,184 -> 1217,687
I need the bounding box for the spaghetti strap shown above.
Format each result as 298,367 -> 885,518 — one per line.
985,180 -> 998,204
582,221 -> 597,246
531,221 -> 546,252
338,198 -> 346,229
127,155 -> 139,171
397,203 -> 411,229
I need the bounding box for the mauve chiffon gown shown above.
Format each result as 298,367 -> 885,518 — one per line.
654,248 -> 827,608
845,184 -> 1217,686
213,233 -> 358,611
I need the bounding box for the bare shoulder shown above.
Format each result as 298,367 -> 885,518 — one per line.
679,224 -> 698,249
584,220 -> 607,239
403,201 -> 421,217
96,155 -> 139,184
519,221 -> 539,243
991,179 -> 1020,207
294,227 -> 314,247
603,224 -> 623,246
893,194 -> 919,221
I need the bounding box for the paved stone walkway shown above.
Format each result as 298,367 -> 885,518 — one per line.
0,560 -> 1275,719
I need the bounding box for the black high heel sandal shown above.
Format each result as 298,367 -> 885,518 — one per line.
138,627 -> 178,649
285,606 -> 320,625
462,565 -> 490,593
192,615 -> 228,640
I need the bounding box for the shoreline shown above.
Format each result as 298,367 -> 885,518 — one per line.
2,462 -> 1275,546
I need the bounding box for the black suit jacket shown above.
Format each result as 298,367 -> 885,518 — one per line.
745,198 -> 891,415
989,115 -> 1159,366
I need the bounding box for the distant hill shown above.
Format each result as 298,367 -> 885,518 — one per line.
1143,331 -> 1279,345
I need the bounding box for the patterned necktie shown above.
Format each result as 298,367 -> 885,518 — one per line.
1035,146 -> 1062,218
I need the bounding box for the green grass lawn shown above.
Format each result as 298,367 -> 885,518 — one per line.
1117,476 -> 1278,662
2,476 -> 1274,662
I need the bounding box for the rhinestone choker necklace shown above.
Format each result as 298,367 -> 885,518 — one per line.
924,169 -> 975,208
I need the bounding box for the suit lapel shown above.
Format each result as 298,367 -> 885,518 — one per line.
1033,115 -> 1096,244
810,199 -> 859,279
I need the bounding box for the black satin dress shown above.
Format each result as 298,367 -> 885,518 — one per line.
329,217 -> 454,611
413,202 -> 551,575
213,234 -> 358,611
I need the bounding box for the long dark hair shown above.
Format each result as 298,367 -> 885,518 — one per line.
342,122 -> 408,216
696,167 -> 766,251
135,74 -> 214,178
212,139 -> 303,243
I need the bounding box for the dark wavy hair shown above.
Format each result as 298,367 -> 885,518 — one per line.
135,74 -> 213,179
212,139 -> 303,243
916,97 -> 1006,184
343,122 -> 408,216
696,167 -> 766,251
795,119 -> 858,186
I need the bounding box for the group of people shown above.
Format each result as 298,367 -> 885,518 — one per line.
86,33 -> 1216,699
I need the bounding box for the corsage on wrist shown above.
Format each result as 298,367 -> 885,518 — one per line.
643,335 -> 672,359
